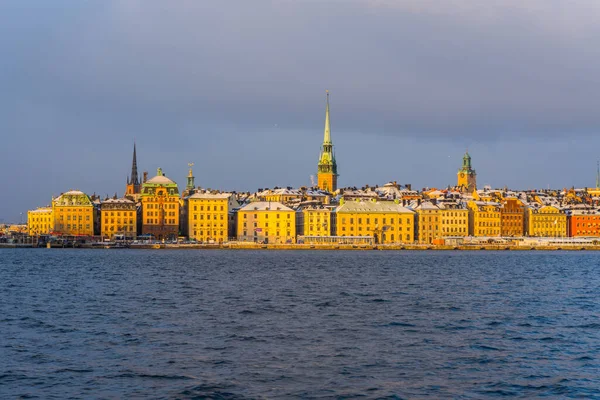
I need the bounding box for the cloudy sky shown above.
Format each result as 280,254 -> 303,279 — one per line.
2,0 -> 600,222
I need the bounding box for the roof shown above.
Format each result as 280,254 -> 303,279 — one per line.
63,190 -> 85,195
189,192 -> 232,199
29,207 -> 52,213
101,198 -> 134,204
414,201 -> 439,211
337,201 -> 414,214
239,201 -> 294,212
146,175 -> 175,185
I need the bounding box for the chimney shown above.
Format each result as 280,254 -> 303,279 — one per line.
406,184 -> 412,190
143,171 -> 148,183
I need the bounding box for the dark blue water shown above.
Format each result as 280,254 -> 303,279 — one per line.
2,250 -> 600,399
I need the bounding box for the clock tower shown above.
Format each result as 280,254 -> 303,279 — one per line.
317,91 -> 338,192
457,151 -> 476,192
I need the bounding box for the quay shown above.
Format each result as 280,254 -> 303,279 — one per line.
3,242 -> 600,251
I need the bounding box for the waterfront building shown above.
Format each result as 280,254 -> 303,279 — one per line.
568,209 -> 600,237
140,168 -> 180,240
52,190 -> 96,236
301,206 -> 333,237
414,201 -> 441,244
526,205 -> 567,237
100,198 -> 137,239
27,207 -> 53,235
257,187 -> 303,204
500,197 -> 525,237
125,143 -> 141,200
467,201 -> 501,237
317,91 -> 338,192
187,191 -> 238,243
335,200 -> 415,244
237,201 -> 296,243
457,151 -> 477,192
438,201 -> 469,237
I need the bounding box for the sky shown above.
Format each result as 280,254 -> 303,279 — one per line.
2,0 -> 600,222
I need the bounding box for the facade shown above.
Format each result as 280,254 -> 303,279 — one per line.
52,190 -> 95,236
438,201 -> 469,237
414,201 -> 441,244
27,207 -> 54,235
100,198 -> 137,239
500,197 -> 525,237
467,201 -> 501,237
526,205 -> 567,237
457,151 -> 477,192
568,209 -> 600,237
336,200 -> 415,244
125,143 -> 141,200
187,191 -> 236,243
302,206 -> 333,237
237,201 -> 296,243
317,91 -> 338,192
140,168 -> 180,240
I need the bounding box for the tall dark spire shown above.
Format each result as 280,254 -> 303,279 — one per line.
130,143 -> 139,185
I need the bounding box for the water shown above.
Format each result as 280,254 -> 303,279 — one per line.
2,249 -> 600,399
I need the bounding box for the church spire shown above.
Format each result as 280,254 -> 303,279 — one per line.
323,90 -> 331,145
596,161 -> 599,188
130,142 -> 139,185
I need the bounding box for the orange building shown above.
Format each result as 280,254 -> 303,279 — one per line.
568,209 -> 600,237
500,197 -> 525,237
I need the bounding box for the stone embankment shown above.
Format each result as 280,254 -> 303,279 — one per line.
2,243 -> 600,251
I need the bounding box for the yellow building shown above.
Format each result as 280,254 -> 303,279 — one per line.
188,191 -> 237,243
141,168 -> 180,240
100,198 -> 137,239
526,205 -> 567,237
336,200 -> 415,244
317,91 -> 338,192
467,201 -> 501,237
237,201 -> 296,243
52,190 -> 95,236
457,151 -> 477,192
27,207 -> 54,235
302,206 -> 332,237
438,202 -> 469,237
414,201 -> 441,244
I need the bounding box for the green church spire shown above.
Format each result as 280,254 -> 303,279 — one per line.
318,90 -> 337,175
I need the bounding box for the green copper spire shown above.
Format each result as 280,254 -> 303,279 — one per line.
323,90 -> 331,145
187,162 -> 195,190
459,149 -> 474,173
318,90 -> 337,175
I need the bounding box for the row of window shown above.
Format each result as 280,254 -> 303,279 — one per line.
103,211 -> 135,216
340,217 -> 412,225
145,203 -> 177,209
192,214 -> 225,220
145,219 -> 177,224
243,222 -> 291,228
192,205 -> 225,212
243,213 -> 291,219
104,219 -> 134,225
59,215 -> 91,221
242,231 -> 292,237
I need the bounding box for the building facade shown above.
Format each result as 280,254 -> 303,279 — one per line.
414,202 -> 441,244
302,206 -> 333,237
438,201 -> 469,237
500,197 -> 525,237
140,168 -> 180,240
457,151 -> 477,192
187,192 -> 235,243
52,190 -> 95,236
237,201 -> 296,243
526,205 -> 567,237
468,201 -> 501,237
27,207 -> 54,235
568,209 -> 600,237
317,91 -> 338,192
100,198 -> 137,239
336,200 -> 415,244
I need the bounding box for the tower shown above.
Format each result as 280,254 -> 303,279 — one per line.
187,162 -> 195,191
457,150 -> 477,192
125,143 -> 141,198
317,90 -> 338,192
